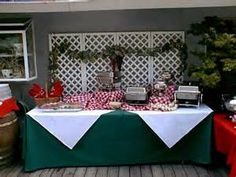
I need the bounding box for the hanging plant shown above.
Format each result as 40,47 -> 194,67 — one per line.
100,45 -> 132,72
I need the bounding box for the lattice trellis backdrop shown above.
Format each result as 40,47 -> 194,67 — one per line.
117,32 -> 150,90
49,31 -> 184,95
151,32 -> 184,84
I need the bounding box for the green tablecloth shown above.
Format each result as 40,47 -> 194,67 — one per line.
24,110 -> 213,171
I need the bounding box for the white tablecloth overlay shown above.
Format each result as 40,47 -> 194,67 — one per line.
27,104 -> 212,149
132,104 -> 213,148
27,109 -> 112,149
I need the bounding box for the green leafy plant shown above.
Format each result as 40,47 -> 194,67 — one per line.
188,16 -> 236,88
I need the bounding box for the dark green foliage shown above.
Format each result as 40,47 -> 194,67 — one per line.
188,16 -> 236,88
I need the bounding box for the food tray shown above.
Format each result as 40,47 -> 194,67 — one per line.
39,102 -> 83,112
174,86 -> 201,107
125,87 -> 147,101
175,86 -> 200,100
41,108 -> 83,112
175,91 -> 200,100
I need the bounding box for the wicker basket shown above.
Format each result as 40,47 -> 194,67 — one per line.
34,97 -> 60,107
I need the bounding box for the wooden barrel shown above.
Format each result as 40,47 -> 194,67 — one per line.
0,111 -> 18,167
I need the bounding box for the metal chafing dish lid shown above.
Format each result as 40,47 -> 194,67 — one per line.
126,87 -> 147,93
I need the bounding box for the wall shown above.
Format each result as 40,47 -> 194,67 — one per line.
2,6 -> 236,107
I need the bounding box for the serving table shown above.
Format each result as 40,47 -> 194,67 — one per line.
214,114 -> 236,177
24,105 -> 213,171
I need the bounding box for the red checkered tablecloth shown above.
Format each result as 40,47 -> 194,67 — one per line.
62,85 -> 175,111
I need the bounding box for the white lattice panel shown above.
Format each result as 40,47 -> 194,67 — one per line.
49,31 -> 184,94
151,32 -> 184,84
121,55 -> 149,89
50,34 -> 83,95
84,33 -> 115,92
117,32 -> 150,48
86,57 -> 111,92
84,33 -> 115,51
117,32 -> 150,89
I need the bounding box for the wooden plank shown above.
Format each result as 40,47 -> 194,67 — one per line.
62,167 -> 76,177
183,165 -> 198,177
108,167 -> 119,177
162,164 -> 175,177
207,166 -> 227,177
27,169 -> 43,177
194,165 -> 210,177
0,165 -> 15,177
96,167 -> 107,177
85,167 -> 97,177
38,168 -> 54,177
119,166 -> 129,177
151,165 -> 164,177
130,166 -> 141,177
141,165 -> 152,177
6,164 -> 23,177
51,168 -> 66,177
172,164 -> 187,177
16,169 -> 30,177
74,167 -> 86,177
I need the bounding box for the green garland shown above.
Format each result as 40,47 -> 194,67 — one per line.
49,39 -> 187,82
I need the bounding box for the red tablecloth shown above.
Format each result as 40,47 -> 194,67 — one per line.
214,114 -> 236,177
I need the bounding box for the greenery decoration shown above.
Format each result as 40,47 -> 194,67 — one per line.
48,38 -> 187,82
187,16 -> 236,88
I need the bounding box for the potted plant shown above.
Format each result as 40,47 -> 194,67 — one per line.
0,58 -> 14,78
0,36 -> 24,78
187,16 -> 236,110
0,56 -> 24,79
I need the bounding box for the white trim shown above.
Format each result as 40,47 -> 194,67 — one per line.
22,31 -> 29,79
81,34 -> 87,92
0,76 -> 37,82
0,0 -> 235,13
0,30 -> 24,34
31,21 -> 38,80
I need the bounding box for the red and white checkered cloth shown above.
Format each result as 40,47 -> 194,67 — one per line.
94,91 -> 111,103
63,86 -> 175,111
63,91 -> 124,110
108,90 -> 124,102
85,102 -> 110,110
149,96 -> 171,104
63,93 -> 94,108
164,85 -> 176,99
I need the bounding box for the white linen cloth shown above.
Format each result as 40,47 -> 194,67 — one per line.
27,109 -> 112,149
27,104 -> 212,149
132,104 -> 213,148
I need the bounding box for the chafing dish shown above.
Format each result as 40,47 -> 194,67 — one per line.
174,86 -> 201,107
224,96 -> 236,122
125,87 -> 148,104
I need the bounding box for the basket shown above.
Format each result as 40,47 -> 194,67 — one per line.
33,82 -> 61,107
34,97 -> 60,107
109,101 -> 122,109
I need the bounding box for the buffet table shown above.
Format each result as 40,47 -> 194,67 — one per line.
214,114 -> 236,177
24,105 -> 213,171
